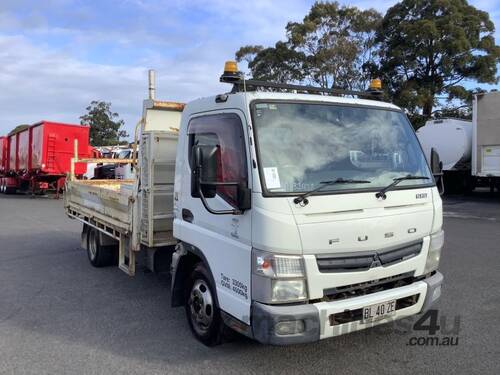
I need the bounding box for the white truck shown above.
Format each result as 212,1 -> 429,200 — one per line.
417,91 -> 500,193
64,64 -> 444,346
114,148 -> 137,180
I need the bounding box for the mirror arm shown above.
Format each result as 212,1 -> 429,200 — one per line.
197,183 -> 242,215
434,172 -> 445,195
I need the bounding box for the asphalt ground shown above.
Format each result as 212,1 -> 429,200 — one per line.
0,191 -> 499,375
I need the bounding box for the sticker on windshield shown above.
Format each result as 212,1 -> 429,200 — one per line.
264,167 -> 281,189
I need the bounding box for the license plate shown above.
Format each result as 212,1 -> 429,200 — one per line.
362,299 -> 396,322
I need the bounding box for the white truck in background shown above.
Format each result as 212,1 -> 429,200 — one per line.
417,91 -> 500,193
64,64 -> 444,346
114,148 -> 137,180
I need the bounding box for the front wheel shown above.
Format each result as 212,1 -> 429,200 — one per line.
185,263 -> 223,346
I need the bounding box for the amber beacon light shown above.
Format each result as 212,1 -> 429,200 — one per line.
220,60 -> 242,83
369,78 -> 382,91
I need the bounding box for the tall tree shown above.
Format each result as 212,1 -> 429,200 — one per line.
377,0 -> 500,122
236,2 -> 382,90
80,101 -> 128,146
286,1 -> 382,90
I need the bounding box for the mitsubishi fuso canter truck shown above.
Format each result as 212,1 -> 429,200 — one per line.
64,63 -> 444,346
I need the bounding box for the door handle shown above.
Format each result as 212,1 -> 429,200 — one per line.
182,208 -> 194,223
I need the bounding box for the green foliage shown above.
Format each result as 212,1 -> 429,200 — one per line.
234,0 -> 499,122
376,0 -> 500,119
286,2 -> 382,90
434,105 -> 472,120
80,101 -> 129,147
236,1 -> 382,90
237,42 -> 306,83
235,45 -> 264,64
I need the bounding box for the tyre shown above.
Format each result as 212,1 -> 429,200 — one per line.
86,228 -> 117,267
185,263 -> 223,346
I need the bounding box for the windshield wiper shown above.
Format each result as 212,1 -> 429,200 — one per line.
293,178 -> 371,206
375,174 -> 430,199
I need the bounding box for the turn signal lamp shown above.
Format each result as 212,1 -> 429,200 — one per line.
369,78 -> 382,91
220,60 -> 242,83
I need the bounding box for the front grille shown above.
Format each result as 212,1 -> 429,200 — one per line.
329,294 -> 420,326
316,240 -> 423,273
322,272 -> 417,301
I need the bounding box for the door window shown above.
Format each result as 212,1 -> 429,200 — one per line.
188,113 -> 248,206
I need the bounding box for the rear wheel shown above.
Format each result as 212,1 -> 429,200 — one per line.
87,228 -> 117,267
185,263 -> 223,346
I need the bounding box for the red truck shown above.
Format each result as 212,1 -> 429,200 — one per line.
0,121 -> 92,195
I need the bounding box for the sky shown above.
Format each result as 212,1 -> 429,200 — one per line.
1,0 -> 499,137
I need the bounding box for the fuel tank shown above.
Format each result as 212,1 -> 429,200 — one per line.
416,119 -> 472,171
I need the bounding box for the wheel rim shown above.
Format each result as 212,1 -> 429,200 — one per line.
188,279 -> 214,335
88,230 -> 97,261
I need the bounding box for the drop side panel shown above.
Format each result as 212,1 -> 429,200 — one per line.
0,137 -> 7,172
17,130 -> 30,170
9,135 -> 17,171
31,124 -> 44,170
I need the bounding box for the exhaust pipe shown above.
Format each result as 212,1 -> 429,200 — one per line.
148,69 -> 156,100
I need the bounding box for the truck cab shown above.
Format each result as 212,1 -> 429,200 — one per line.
170,70 -> 444,345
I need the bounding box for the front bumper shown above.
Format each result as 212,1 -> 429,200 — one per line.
251,271 -> 443,345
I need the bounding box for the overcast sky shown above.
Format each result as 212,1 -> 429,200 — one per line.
1,0 -> 499,136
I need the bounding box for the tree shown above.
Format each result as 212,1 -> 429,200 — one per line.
236,42 -> 306,83
235,45 -> 264,64
377,0 -> 500,122
236,2 -> 382,90
80,101 -> 128,146
286,2 -> 382,90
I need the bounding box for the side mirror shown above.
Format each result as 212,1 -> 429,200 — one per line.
191,144 -> 251,214
191,145 -> 218,198
237,185 -> 252,211
430,148 -> 442,175
430,148 -> 445,195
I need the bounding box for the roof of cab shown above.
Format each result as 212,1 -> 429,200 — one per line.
185,91 -> 401,114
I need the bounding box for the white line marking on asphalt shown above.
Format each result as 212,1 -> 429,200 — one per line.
444,212 -> 498,221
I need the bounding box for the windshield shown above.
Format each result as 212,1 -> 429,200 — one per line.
117,150 -> 132,159
252,101 -> 433,194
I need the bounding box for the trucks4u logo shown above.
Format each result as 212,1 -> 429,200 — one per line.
407,310 -> 460,346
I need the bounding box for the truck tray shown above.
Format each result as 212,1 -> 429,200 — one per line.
65,179 -> 135,232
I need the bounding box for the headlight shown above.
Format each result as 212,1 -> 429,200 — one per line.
271,279 -> 307,302
424,230 -> 444,273
252,249 -> 308,303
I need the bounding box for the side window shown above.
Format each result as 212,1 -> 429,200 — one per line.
188,113 -> 247,206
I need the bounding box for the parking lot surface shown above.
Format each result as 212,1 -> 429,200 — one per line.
0,192 -> 499,375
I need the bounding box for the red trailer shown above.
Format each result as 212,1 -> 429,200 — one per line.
0,121 -> 91,195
